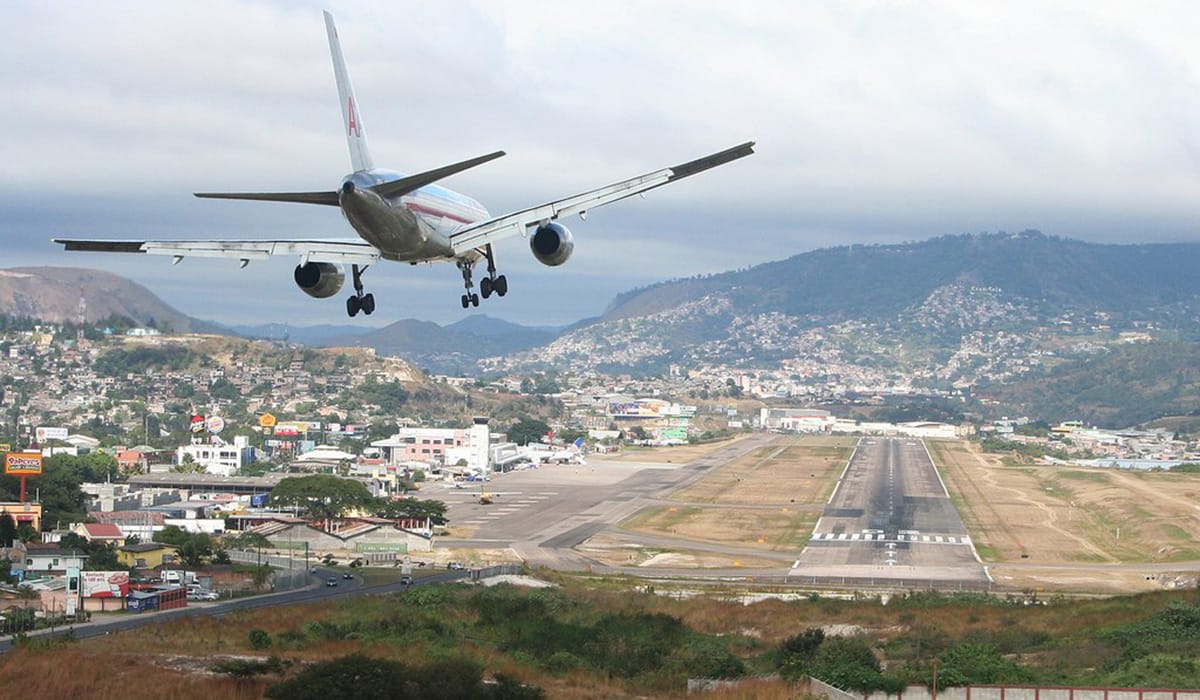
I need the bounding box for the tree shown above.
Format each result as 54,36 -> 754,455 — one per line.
0,512 -> 16,548
507,417 -> 550,446
373,497 -> 449,525
269,475 -> 373,524
153,525 -> 213,567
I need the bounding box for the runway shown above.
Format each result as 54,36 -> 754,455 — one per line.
437,434 -> 991,587
789,437 -> 990,585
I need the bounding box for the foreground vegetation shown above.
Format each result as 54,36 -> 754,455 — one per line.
3,578 -> 1200,698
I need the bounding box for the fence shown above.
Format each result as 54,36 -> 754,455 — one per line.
811,682 -> 1200,700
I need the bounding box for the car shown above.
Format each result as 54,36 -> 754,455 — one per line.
187,589 -> 219,601
399,574 -> 413,586
447,561 -> 467,571
326,577 -> 338,587
342,572 -> 354,580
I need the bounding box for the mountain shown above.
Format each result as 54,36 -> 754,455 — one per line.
484,232 -> 1200,424
601,231 -> 1200,324
317,315 -> 558,374
0,267 -> 225,334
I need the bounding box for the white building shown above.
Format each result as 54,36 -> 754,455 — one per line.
176,435 -> 256,476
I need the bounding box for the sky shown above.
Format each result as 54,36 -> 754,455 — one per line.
2,1 -> 1199,328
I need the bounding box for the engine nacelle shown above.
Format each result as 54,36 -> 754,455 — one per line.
293,262 -> 345,299
530,222 -> 574,267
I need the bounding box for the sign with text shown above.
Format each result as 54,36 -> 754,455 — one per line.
81,571 -> 130,598
258,413 -> 277,429
4,452 -> 43,475
35,427 -> 69,442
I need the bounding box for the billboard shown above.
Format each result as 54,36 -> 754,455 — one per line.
258,413 -> 277,429
206,416 -> 225,434
190,415 -> 206,433
4,452 -> 43,475
273,421 -> 309,437
35,426 -> 69,442
81,571 -> 130,598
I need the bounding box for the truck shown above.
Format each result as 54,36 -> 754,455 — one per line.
162,570 -> 198,586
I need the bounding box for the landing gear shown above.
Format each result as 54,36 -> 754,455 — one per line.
479,244 -> 508,300
457,246 -> 507,308
346,264 -> 375,317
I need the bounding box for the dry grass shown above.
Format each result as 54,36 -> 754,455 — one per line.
619,435 -> 854,551
7,575 -> 1197,699
930,440 -> 1200,565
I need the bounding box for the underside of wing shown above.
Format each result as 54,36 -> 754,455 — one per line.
52,237 -> 381,265
449,141 -> 754,255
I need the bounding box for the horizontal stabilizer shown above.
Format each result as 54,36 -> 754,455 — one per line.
371,151 -> 506,200
193,190 -> 341,206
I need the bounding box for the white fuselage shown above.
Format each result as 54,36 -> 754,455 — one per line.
338,168 -> 490,263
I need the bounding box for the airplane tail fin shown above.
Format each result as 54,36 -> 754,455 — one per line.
324,11 -> 374,172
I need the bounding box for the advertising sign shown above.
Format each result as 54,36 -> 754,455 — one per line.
206,416 -> 225,434
273,421 -> 309,437
81,571 -> 130,598
4,452 -> 43,475
34,427 -> 69,442
258,413 -> 277,429
0,443 -> 9,452
190,415 -> 206,433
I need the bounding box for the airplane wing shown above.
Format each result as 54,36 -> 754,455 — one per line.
52,237 -> 381,265
448,141 -> 754,255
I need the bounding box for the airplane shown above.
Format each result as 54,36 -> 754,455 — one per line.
54,11 -> 755,318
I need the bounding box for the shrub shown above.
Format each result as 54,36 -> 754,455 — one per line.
248,628 -> 272,650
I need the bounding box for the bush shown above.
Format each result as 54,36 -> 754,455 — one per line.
248,628 -> 272,650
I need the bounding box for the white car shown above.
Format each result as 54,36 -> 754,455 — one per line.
187,589 -> 219,601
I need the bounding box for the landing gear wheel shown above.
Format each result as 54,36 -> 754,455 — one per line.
461,294 -> 470,309
347,295 -> 361,317
495,275 -> 508,297
361,293 -> 375,315
471,293 -> 480,307
480,277 -> 493,299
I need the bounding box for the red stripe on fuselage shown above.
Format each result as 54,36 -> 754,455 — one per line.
406,201 -> 477,225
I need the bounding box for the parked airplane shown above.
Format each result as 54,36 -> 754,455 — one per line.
55,11 -> 755,317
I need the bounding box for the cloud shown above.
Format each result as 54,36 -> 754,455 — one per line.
2,1 -> 1198,327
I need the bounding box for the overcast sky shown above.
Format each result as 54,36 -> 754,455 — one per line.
2,1 -> 1199,328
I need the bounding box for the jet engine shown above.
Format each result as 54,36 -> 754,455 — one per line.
529,222 -> 574,266
293,262 -> 345,299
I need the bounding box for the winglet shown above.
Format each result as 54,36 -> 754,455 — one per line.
324,11 -> 374,172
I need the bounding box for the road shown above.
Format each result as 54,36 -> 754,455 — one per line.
789,437 -> 990,585
0,567 -> 469,654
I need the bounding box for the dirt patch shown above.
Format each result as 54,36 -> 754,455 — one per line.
578,532 -> 783,569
